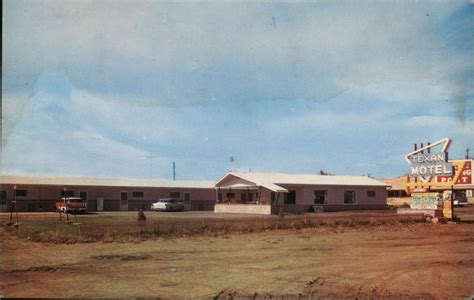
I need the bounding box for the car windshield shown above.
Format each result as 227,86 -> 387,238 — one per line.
68,198 -> 84,203
159,199 -> 176,203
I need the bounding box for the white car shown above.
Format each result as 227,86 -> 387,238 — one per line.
150,198 -> 185,212
453,195 -> 468,207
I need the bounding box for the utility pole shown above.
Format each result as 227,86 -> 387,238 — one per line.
146,152 -> 157,178
172,161 -> 176,181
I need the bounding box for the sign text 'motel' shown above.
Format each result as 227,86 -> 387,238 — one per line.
405,138 -> 453,177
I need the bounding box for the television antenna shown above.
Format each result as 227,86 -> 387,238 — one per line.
146,152 -> 157,178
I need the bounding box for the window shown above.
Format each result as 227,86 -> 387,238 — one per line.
313,190 -> 327,204
284,190 -> 296,204
0,190 -> 6,205
79,191 -> 88,200
217,193 -> 222,201
389,190 -> 408,197
248,192 -> 253,202
344,191 -> 356,204
367,191 -> 376,198
15,189 -> 27,197
241,193 -> 247,202
133,191 -> 144,198
61,190 -> 74,197
184,193 -> 191,203
226,192 -> 235,199
170,192 -> 180,198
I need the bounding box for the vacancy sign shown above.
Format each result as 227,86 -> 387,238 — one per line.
437,160 -> 472,185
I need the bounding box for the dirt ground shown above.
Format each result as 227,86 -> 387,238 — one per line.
1,208 -> 474,299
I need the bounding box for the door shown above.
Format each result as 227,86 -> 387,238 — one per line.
284,190 -> 296,204
120,192 -> 128,211
184,193 -> 191,210
97,198 -> 104,211
184,193 -> 191,203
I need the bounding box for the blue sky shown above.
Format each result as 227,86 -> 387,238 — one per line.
2,0 -> 473,180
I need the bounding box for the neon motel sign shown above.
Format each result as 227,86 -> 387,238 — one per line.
405,138 -> 453,181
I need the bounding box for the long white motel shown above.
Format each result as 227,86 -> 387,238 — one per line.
0,172 -> 390,214
0,175 -> 216,212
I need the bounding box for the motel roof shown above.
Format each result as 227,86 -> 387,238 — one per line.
379,176 -> 407,191
0,175 -> 215,189
215,172 -> 391,192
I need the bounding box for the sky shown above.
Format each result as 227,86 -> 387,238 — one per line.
2,0 -> 473,181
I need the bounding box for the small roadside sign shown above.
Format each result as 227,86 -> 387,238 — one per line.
443,200 -> 452,219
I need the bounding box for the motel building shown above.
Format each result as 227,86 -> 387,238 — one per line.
1,172 -> 391,214
214,172 -> 390,215
0,175 -> 216,213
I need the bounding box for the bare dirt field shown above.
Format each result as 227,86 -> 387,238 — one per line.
1,207 -> 474,299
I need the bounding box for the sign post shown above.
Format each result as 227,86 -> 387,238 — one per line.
405,138 -> 453,219
450,185 -> 455,221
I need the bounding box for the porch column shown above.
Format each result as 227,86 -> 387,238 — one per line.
215,187 -> 221,203
258,186 -> 262,204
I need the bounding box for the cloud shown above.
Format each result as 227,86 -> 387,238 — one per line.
4,1 -> 471,105
2,0 -> 473,179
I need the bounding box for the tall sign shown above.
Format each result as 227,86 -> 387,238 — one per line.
405,138 -> 453,183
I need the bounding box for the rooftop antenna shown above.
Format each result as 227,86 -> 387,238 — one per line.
146,152 -> 157,178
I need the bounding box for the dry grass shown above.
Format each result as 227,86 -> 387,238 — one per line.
4,213 -> 424,243
387,197 -> 412,207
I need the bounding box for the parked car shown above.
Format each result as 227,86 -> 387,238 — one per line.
55,197 -> 87,213
151,198 -> 185,212
443,190 -> 468,207
453,191 -> 468,207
